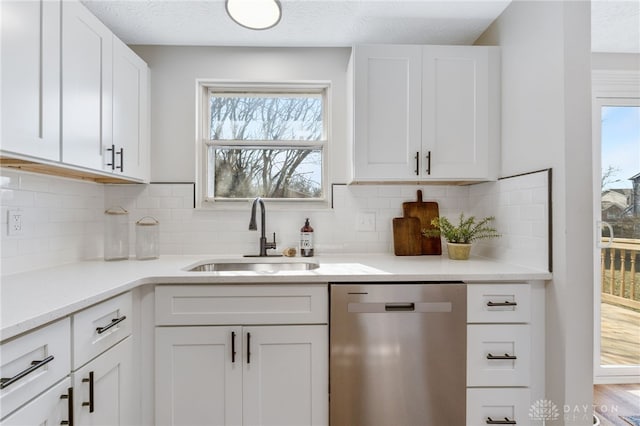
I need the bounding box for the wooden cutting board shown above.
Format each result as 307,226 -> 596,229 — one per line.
392,217 -> 422,256
402,190 -> 442,255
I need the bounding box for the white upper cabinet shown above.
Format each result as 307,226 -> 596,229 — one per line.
112,37 -> 150,181
1,0 -> 149,183
352,45 -> 423,180
61,0 -> 113,171
351,44 -> 500,182
1,0 -> 61,161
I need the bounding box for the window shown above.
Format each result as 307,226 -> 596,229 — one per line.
200,84 -> 328,203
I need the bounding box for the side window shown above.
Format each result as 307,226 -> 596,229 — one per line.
200,85 -> 328,204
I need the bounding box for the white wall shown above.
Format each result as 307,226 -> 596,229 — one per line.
476,1 -> 593,424
129,46 -> 351,184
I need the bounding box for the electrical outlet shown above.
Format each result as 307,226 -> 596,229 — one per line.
356,212 -> 376,232
7,209 -> 24,236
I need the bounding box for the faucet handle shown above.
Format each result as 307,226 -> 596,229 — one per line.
265,232 -> 277,250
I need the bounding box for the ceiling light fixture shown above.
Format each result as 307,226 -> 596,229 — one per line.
225,0 -> 282,30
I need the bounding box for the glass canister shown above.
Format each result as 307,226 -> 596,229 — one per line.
135,216 -> 159,260
104,207 -> 129,260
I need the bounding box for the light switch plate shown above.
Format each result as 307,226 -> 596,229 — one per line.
356,212 -> 376,232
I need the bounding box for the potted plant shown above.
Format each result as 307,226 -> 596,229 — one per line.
422,213 -> 500,260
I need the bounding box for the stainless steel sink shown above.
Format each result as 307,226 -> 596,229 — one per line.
186,260 -> 319,272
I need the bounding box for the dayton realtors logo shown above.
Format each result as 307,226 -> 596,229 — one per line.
530,399 -> 561,422
530,399 -> 614,423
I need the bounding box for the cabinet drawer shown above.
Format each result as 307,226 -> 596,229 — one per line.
155,284 -> 328,325
468,284 -> 530,323
1,378 -> 72,425
0,318 -> 70,418
73,292 -> 132,369
467,388 -> 531,426
467,324 -> 530,387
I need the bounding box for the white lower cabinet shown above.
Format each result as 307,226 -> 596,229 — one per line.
467,388 -> 531,426
155,325 -> 327,426
1,378 -> 72,426
73,336 -> 134,426
466,282 -> 543,426
154,284 -> 329,426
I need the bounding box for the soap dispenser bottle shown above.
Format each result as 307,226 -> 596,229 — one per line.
300,218 -> 314,257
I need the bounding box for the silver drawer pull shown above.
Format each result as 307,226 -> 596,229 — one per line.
486,417 -> 516,424
96,315 -> 126,334
0,355 -> 55,389
487,301 -> 517,307
487,353 -> 517,360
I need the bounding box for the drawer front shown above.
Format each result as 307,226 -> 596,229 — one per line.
467,324 -> 531,387
1,377 -> 72,425
468,284 -> 530,323
0,318 -> 71,418
73,292 -> 132,369
155,284 -> 328,325
467,388 -> 531,426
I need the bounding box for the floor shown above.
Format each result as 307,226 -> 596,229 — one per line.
600,302 -> 640,366
594,384 -> 640,426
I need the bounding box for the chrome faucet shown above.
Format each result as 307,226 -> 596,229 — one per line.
247,197 -> 279,257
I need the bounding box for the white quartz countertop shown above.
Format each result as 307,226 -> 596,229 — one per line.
0,254 -> 551,341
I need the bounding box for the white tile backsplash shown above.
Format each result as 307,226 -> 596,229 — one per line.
469,170 -> 550,270
1,169 -> 551,275
1,170 -> 105,275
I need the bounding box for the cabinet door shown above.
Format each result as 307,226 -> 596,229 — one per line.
1,378 -> 72,426
61,0 -> 112,171
0,0 -> 60,161
352,45 -> 422,180
155,326 -> 242,426
243,325 -> 328,426
422,46 -> 495,179
112,37 -> 150,181
74,337 -> 134,426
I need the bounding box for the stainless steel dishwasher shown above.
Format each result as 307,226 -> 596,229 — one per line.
330,283 -> 467,426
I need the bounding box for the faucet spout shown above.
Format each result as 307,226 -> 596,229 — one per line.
248,197 -> 277,256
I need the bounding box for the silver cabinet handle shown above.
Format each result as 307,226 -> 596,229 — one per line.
96,315 -> 126,334
0,355 -> 55,389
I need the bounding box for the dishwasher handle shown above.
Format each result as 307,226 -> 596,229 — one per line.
385,303 -> 415,312
348,302 -> 452,313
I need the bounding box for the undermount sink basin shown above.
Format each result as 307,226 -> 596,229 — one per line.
186,260 -> 319,272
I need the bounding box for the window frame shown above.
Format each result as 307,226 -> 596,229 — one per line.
196,81 -> 330,208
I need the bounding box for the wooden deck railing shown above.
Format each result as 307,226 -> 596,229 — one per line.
601,238 -> 640,310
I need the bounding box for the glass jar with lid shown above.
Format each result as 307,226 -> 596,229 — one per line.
135,216 -> 159,260
104,207 -> 129,260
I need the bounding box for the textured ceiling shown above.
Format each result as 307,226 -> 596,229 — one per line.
81,0 -> 640,53
591,0 -> 640,53
81,0 -> 512,47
